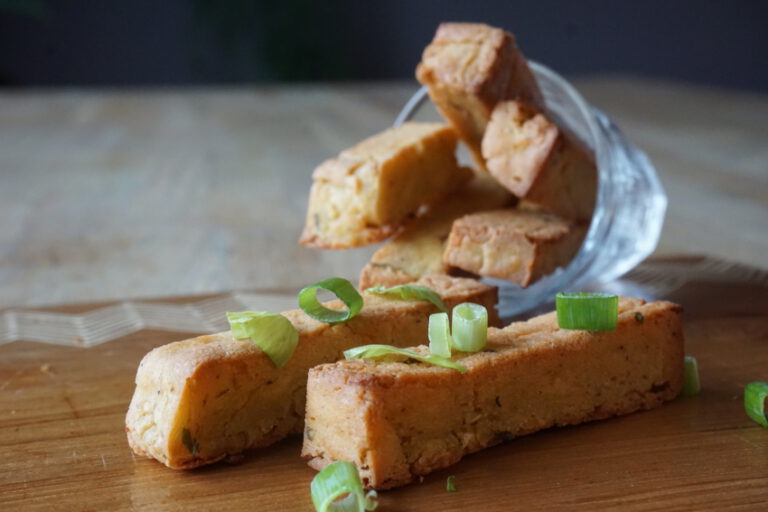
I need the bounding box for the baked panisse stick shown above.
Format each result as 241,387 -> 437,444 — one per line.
302,298 -> 684,490
358,173 -> 513,290
416,22 -> 544,169
125,276 -> 498,470
299,122 -> 472,249
482,100 -> 597,220
442,208 -> 586,287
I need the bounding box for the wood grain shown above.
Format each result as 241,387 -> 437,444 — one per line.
1,79 -> 766,309
2,263 -> 767,511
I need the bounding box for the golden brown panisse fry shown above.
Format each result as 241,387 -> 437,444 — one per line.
416,22 -> 544,169
299,122 -> 471,249
482,100 -> 597,220
442,208 -> 586,287
302,299 -> 684,489
359,173 -> 513,289
125,276 -> 498,469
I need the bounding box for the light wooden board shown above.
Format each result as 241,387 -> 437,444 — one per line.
1,79 -> 767,309
2,261 -> 767,510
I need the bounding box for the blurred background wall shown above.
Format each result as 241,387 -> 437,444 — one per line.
0,0 -> 766,90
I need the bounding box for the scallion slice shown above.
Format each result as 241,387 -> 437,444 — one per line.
446,475 -> 457,492
744,382 -> 768,427
365,284 -> 448,313
299,278 -> 364,324
428,312 -> 452,358
681,355 -> 700,396
451,303 -> 488,352
556,292 -> 618,331
310,461 -> 378,512
344,344 -> 467,373
226,311 -> 299,368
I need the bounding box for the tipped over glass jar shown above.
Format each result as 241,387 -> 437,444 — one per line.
396,62 -> 667,318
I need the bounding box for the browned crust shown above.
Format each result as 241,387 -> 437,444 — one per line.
417,22 -> 544,115
358,265 -> 503,326
299,223 -> 396,249
126,276 -> 499,469
299,123 -> 471,249
482,100 -> 559,197
416,22 -> 544,168
358,173 -> 515,289
302,299 -> 684,489
443,208 -> 585,287
358,262 -> 417,290
427,275 -> 500,326
517,137 -> 597,221
482,100 -> 597,221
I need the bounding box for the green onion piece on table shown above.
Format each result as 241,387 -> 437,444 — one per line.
365,284 -> 448,313
744,382 -> 768,427
344,344 -> 467,373
428,312 -> 452,358
299,278 -> 364,323
681,355 -> 700,396
226,311 -> 299,368
556,292 -> 618,331
310,461 -> 378,512
446,475 -> 457,492
451,303 -> 488,352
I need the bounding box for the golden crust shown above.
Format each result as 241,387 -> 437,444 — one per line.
358,262 -> 416,290
358,172 -> 514,289
482,100 -> 597,220
482,100 -> 558,196
125,276 -> 498,469
443,208 -> 585,287
299,122 -> 471,249
302,299 -> 684,489
416,22 -> 544,168
299,221 -> 396,249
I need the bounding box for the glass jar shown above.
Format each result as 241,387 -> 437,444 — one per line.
396,62 -> 667,318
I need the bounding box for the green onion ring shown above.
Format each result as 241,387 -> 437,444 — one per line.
310,461 -> 378,512
226,311 -> 299,368
451,303 -> 488,352
744,382 -> 768,427
446,475 -> 457,492
428,312 -> 452,358
299,278 -> 364,323
556,292 -> 618,331
681,355 -> 700,397
365,284 -> 447,313
344,344 -> 467,373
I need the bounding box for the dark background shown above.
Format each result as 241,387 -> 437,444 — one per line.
1,0 -> 766,90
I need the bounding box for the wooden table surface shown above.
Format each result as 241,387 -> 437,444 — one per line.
1,258 -> 767,511
0,78 -> 766,309
1,79 -> 767,510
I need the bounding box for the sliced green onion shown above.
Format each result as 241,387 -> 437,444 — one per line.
344,344 -> 467,373
299,278 -> 364,323
744,382 -> 768,427
428,312 -> 452,358
365,284 -> 447,313
451,303 -> 488,352
226,311 -> 299,368
446,475 -> 457,492
310,461 -> 378,512
681,355 -> 700,397
556,292 -> 618,331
